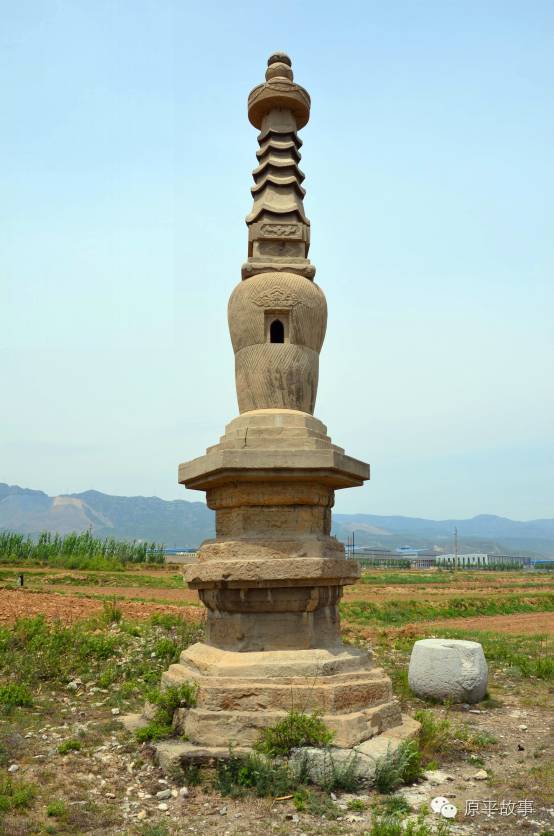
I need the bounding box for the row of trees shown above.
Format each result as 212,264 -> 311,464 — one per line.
0,530 -> 165,565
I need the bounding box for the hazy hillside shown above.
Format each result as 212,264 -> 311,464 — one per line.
1,483 -> 553,556
0,483 -> 213,548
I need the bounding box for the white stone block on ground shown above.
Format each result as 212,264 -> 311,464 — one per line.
408,639 -> 488,703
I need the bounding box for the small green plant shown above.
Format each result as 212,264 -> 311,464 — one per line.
347,797 -> 367,812
314,750 -> 362,792
215,752 -> 294,798
374,740 -> 423,793
137,682 -> 197,741
369,813 -> 443,836
149,683 -> 197,720
46,799 -> 67,817
0,773 -> 36,812
414,710 -> 452,756
57,738 -> 82,755
135,722 -> 173,743
0,682 -> 33,711
255,710 -> 334,757
293,787 -> 341,819
97,665 -> 118,688
374,794 -> 412,816
102,597 -> 123,624
139,826 -> 170,836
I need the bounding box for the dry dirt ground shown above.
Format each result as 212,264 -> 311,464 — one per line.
0,568 -> 552,835
0,589 -> 202,627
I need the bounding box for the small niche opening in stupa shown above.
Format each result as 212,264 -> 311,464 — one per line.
270,319 -> 285,343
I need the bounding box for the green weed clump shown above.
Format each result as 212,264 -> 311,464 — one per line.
414,710 -> 452,757
255,710 -> 334,757
135,722 -> 173,743
293,787 -> 341,818
0,772 -> 36,812
373,795 -> 412,816
102,597 -> 123,624
369,814 -> 449,836
415,709 -> 497,757
57,739 -> 82,755
148,683 -> 197,723
46,799 -> 67,817
0,682 -> 33,712
347,797 -> 367,812
374,740 -> 423,793
134,683 -> 198,743
215,753 -> 294,798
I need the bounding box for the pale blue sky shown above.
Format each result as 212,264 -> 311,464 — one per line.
2,1 -> 553,519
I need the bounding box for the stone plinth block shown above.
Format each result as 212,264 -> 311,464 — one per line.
289,715 -> 420,788
408,639 -> 488,704
160,643 -> 403,749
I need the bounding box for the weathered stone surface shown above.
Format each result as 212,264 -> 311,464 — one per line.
408,639 -> 488,703
117,713 -> 149,734
178,644 -> 374,678
163,671 -> 393,714
185,557 -> 359,585
154,741 -> 251,772
289,715 -> 421,788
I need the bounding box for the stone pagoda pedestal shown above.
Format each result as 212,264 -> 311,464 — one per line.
161,409 -> 412,751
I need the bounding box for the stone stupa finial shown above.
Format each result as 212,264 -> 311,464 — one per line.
243,53 -> 314,280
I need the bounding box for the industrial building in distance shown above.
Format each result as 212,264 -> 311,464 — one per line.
347,547 -> 538,570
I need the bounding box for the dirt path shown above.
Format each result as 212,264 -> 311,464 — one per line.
0,588 -> 204,626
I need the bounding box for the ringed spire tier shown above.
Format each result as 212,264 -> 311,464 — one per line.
242,52 -> 314,280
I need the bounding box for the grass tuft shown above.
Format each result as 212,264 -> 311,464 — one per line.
57,739 -> 82,755
46,799 -> 67,817
254,710 -> 334,757
374,740 -> 423,793
0,682 -> 33,712
0,772 -> 36,812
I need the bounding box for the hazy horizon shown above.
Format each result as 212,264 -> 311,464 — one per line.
2,1 -> 553,519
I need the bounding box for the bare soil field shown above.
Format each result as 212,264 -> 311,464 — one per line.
411,610 -> 554,635
0,588 -> 203,626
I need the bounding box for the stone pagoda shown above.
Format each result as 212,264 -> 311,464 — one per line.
161,53 -> 416,756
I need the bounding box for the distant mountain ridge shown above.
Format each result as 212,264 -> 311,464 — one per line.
0,483 -> 212,548
1,483 -> 552,556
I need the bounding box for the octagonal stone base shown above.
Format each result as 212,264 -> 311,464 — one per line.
161,643 -> 403,749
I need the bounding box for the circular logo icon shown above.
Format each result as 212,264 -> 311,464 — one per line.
441,803 -> 458,819
431,796 -> 449,814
